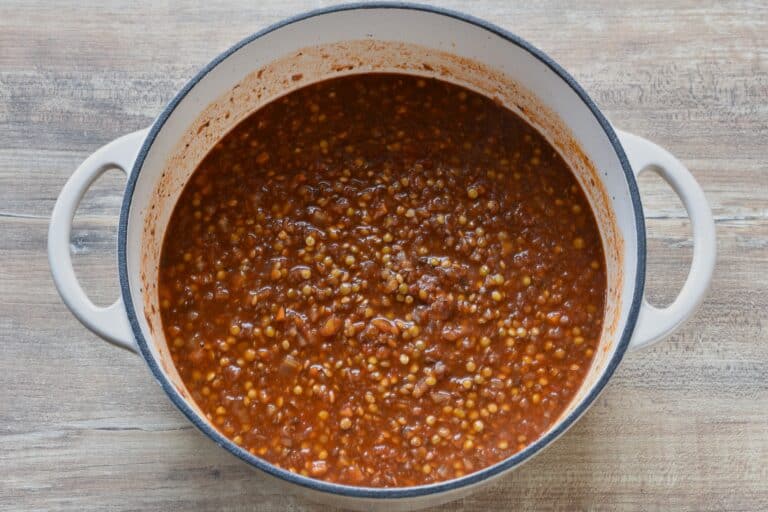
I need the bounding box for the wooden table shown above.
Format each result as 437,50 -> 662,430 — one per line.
2,1 -> 766,510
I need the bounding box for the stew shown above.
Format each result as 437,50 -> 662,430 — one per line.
159,73 -> 606,487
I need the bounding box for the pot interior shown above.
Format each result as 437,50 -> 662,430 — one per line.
123,5 -> 639,494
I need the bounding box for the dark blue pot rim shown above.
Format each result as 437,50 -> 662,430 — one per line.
118,1 -> 646,500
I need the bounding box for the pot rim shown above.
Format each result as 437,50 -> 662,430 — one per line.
118,1 -> 646,499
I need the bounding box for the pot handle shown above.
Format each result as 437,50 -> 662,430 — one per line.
48,129 -> 148,353
616,129 -> 716,351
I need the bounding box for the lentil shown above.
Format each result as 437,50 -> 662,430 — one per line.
159,74 -> 606,488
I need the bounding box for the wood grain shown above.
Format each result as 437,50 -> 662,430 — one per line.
1,1 -> 766,510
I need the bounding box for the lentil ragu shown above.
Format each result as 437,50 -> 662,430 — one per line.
159,74 -> 606,487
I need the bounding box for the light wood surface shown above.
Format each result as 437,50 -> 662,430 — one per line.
1,1 -> 766,510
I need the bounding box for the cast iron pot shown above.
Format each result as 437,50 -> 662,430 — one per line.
49,4 -> 716,510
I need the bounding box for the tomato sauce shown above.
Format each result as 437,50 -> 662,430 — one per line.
159,74 -> 606,486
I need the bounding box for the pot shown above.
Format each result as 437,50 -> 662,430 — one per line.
48,4 -> 716,510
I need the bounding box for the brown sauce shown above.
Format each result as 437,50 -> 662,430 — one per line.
158,73 -> 606,487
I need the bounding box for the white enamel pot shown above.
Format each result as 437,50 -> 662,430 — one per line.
48,4 -> 716,510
